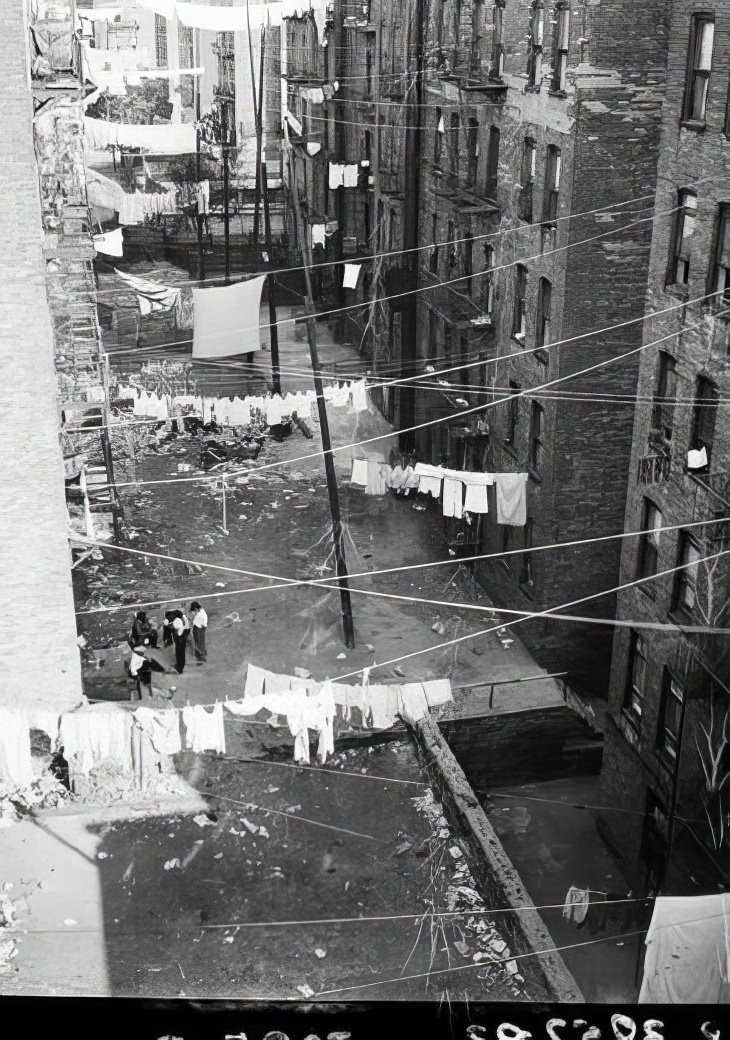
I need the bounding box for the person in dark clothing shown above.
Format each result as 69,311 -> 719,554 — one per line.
162,610 -> 180,647
130,611 -> 158,650
189,601 -> 208,662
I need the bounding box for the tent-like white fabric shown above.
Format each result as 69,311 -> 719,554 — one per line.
639,894 -> 730,1004
114,268 -> 180,315
84,117 -> 197,154
192,276 -> 266,359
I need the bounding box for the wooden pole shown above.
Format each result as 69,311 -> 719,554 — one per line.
252,24 -> 265,249
288,149 -> 355,648
222,102 -> 231,284
195,30 -> 205,282
263,161 -> 281,396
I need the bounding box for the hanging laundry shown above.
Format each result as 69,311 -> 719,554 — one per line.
313,682 -> 336,763
494,472 -> 529,526
84,117 -> 198,155
86,169 -> 177,226
58,704 -> 134,778
192,276 -> 266,359
181,703 -> 226,755
442,471 -> 463,519
93,227 -> 124,258
284,110 -> 303,137
77,7 -> 123,22
132,707 -> 181,756
300,86 -> 325,103
422,679 -> 453,707
114,268 -> 180,315
197,179 -> 210,215
343,263 -> 361,289
365,459 -> 388,496
461,471 -> 494,514
79,41 -> 127,96
306,142 -> 322,156
287,681 -> 310,765
0,709 -> 33,790
562,886 -> 590,924
311,223 -> 326,248
397,683 -> 430,725
414,462 -> 443,497
350,378 -> 368,412
437,115 -> 445,133
639,894 -> 730,1004
364,685 -> 398,730
328,162 -> 345,189
27,709 -> 62,749
136,0 -> 177,17
350,458 -> 369,486
343,164 -> 360,187
265,395 -> 285,425
687,446 -> 708,470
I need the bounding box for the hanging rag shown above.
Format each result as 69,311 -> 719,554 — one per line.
397,683 -> 430,726
402,466 -> 421,493
350,378 -> 369,412
414,462 -> 443,498
328,162 -> 345,189
639,894 -> 730,1004
563,885 -> 590,924
181,703 -> 226,755
422,679 -> 453,708
58,705 -> 134,777
0,709 -> 33,789
442,472 -> 463,519
244,663 -> 267,699
287,681 -> 310,765
93,227 -> 124,258
460,471 -> 494,514
687,446 -> 708,470
342,263 -> 361,289
387,464 -> 407,491
367,685 -> 398,729
343,164 -> 360,187
132,707 -> 181,756
365,459 -> 388,495
114,267 -> 180,314
311,223 -> 326,248
27,709 -> 62,749
192,276 -> 266,359
494,472 -> 529,526
84,117 -> 197,154
351,458 -> 369,486
312,681 -> 336,764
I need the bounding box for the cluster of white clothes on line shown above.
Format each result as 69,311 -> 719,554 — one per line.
241,664 -> 453,763
322,378 -> 369,411
328,162 -> 360,189
86,168 -> 178,227
350,459 -> 529,526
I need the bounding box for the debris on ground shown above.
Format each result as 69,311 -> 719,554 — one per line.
314,948 -> 327,959
296,983 -> 315,997
193,813 -> 217,828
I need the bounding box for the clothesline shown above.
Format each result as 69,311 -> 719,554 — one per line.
351,459 -> 528,526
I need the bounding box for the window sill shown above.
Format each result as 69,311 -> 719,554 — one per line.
548,88 -> 567,99
534,348 -> 549,365
524,84 -> 541,94
680,119 -> 707,132
519,581 -> 535,601
500,440 -> 520,463
528,469 -> 542,485
663,282 -> 689,299
656,748 -> 678,776
621,707 -> 642,738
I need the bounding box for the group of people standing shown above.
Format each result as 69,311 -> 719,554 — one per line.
127,602 -> 209,699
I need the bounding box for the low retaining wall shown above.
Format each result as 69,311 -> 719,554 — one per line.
412,715 -> 583,1002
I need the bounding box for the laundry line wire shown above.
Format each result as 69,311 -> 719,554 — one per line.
218,753 -> 427,786
70,514 -> 729,618
79,192 -> 657,300
328,547 -> 730,684
96,292 -> 725,490
490,792 -> 707,828
201,790 -> 387,842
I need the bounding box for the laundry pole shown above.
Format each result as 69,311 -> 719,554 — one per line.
287,150 -> 355,649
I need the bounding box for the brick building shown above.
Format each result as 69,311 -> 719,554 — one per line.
600,0 -> 730,894
1,0 -> 82,709
408,0 -> 672,695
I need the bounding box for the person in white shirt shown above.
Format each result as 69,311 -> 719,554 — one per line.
189,601 -> 208,663
129,645 -> 152,699
171,610 -> 190,674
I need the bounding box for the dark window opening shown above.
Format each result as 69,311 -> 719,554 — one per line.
528,400 -> 544,475
505,380 -> 521,445
513,264 -> 527,340
519,137 -> 536,222
520,518 -> 535,588
624,630 -> 647,719
490,0 -> 506,80
650,351 -> 677,451
690,375 -> 718,467
536,276 -> 551,349
657,670 -> 685,763
430,214 -> 439,274
543,145 -> 561,224
668,189 -> 697,286
550,2 -> 570,92
637,498 -> 662,581
485,125 -> 500,199
683,15 -> 714,125
711,203 -> 730,301
483,244 -> 495,315
467,118 -> 479,187
673,531 -> 702,615
449,113 -> 460,179
526,1 -> 545,87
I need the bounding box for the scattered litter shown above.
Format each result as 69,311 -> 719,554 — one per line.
266,785 -> 280,794
63,918 -> 78,926
164,859 -> 182,871
505,959 -> 519,975
215,582 -> 226,588
454,940 -> 470,956
314,948 -> 327,959
394,841 -> 412,857
365,644 -> 375,652
431,622 -> 446,636
214,853 -> 223,860
336,653 -> 347,660
259,827 -> 270,839
297,984 -> 315,998
448,846 -> 463,860
97,852 -> 109,860
240,818 -> 259,834
193,814 -> 217,829
393,666 -> 405,677
224,612 -> 241,625
224,936 -> 235,944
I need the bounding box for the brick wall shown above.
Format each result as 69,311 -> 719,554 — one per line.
0,0 -> 82,709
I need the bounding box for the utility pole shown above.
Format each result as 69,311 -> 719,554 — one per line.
195,29 -> 205,282
252,24 -> 265,249
222,99 -> 231,284
259,26 -> 281,397
288,149 -> 355,648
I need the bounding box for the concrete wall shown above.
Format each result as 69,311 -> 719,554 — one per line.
413,715 -> 583,1002
0,0 -> 82,709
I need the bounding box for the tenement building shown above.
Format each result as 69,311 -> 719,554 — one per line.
601,0 -> 730,893
409,0 -> 672,694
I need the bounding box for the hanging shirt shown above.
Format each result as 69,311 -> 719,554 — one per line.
133,707 -> 182,756
350,458 -> 369,486
461,472 -> 494,514
342,263 -> 361,289
494,473 -> 529,526
181,703 -> 226,755
397,683 -> 430,725
328,162 -> 345,189
442,472 -> 464,519
343,164 -> 360,187
563,886 -> 590,924
0,708 -> 33,789
350,379 -> 369,412
414,463 -> 443,498
244,663 -> 267,699
59,705 -> 134,777
365,459 -> 388,496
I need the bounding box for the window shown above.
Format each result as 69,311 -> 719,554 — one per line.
673,531 -> 702,614
464,237 -> 473,296
668,190 -> 697,286
179,25 -> 194,67
526,1 -> 545,88
520,518 -> 535,588
506,380 -> 521,444
216,31 -> 235,98
451,0 -> 461,70
483,244 -> 495,316
551,1 -> 570,92
447,220 -> 457,269
154,13 -> 168,67
485,126 -> 500,199
430,214 -> 439,273
624,631 -> 648,718
519,137 -> 536,222
528,400 -> 544,475
637,499 -> 662,580
650,351 -> 677,448
543,145 -> 561,224
467,118 -> 479,187
366,38 -> 374,95
449,113 -> 460,178
683,15 -> 714,125
513,264 -> 527,340
377,199 -> 385,250
711,204 -> 730,299
471,0 -> 485,71
490,0 -> 506,80
691,375 -> 719,465
658,670 -> 685,762
389,209 -> 397,250
434,108 -> 444,168
536,277 -> 552,350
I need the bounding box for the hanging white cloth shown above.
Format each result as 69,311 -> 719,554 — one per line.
414,462 -> 443,497
0,709 -> 33,789
342,263 -> 361,289
494,473 -> 528,526
181,703 -> 226,755
132,708 -> 181,755
84,117 -> 197,155
639,895 -> 730,1004
114,268 -> 180,314
441,471 -> 463,519
176,1 -> 247,30
93,227 -> 124,257
328,162 -> 345,189
192,276 -> 266,359
461,471 -> 494,514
